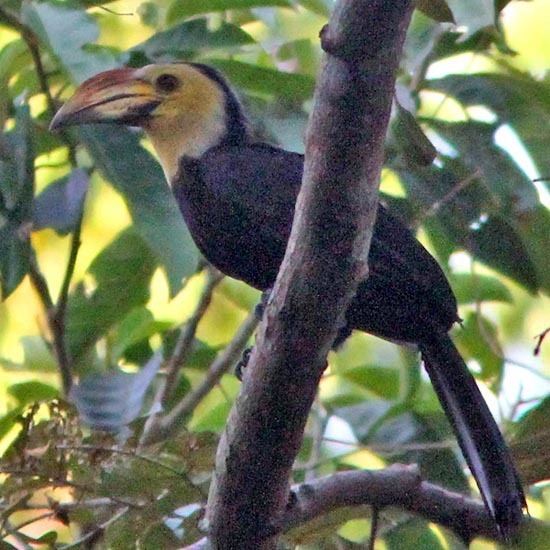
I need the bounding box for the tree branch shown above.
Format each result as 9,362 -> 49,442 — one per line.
139,309 -> 259,447
206,1 -> 415,548
281,465 -> 494,542
28,251 -> 73,395
192,464 -> 549,547
161,266 -> 224,406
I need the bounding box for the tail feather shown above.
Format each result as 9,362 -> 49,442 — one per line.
419,332 -> 526,540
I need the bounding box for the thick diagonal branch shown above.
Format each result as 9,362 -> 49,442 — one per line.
206,1 -> 415,548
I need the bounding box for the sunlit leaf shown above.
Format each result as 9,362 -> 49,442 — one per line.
131,18 -> 255,61
340,365 -> 400,400
66,228 -> 157,364
21,0 -> 120,83
446,0 -> 495,39
209,59 -> 315,102
427,120 -> 539,214
167,0 -> 291,24
428,73 -> 550,185
297,0 -> 331,17
78,125 -> 197,295
451,273 -> 513,304
385,518 -> 446,550
8,381 -> 58,405
111,307 -> 171,363
512,397 -> 550,485
453,311 -> 503,383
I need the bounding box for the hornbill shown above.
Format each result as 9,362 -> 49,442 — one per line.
50,62 -> 526,538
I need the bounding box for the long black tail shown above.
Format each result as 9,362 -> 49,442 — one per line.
419,332 -> 526,540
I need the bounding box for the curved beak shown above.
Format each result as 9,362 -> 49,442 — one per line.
50,68 -> 160,131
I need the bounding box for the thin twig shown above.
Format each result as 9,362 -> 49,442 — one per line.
0,4 -> 76,165
53,210 -> 84,340
161,266 -> 224,406
415,168 -> 481,226
534,327 -> 549,356
2,5 -> 82,394
59,506 -> 129,550
140,310 -> 258,446
367,506 -> 379,550
297,401 -> 327,481
1,520 -> 34,550
56,444 -> 195,481
27,254 -> 72,394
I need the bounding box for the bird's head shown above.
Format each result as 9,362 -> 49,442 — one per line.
50,63 -> 248,182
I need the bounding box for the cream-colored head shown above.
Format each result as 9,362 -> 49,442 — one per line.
50,63 -> 246,182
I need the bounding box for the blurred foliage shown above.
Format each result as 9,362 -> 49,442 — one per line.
0,0 -> 549,548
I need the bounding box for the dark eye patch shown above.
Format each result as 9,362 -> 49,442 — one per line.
155,74 -> 180,92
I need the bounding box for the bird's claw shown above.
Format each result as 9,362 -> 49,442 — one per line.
235,347 -> 252,380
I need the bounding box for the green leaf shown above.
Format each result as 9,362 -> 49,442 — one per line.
446,0 -> 495,39
21,0 -> 120,83
470,213 -> 539,294
78,125 -> 197,295
0,407 -> 24,441
0,38 -> 30,98
427,120 -> 539,214
137,2 -> 161,28
402,11 -> 443,77
131,18 -> 255,61
32,169 -> 89,235
394,159 -> 541,293
142,523 -> 181,549
0,104 -> 34,299
111,307 -> 171,362
393,103 -> 437,167
428,73 -> 550,184
297,0 -> 331,17
451,273 -> 513,304
385,518 -> 445,550
20,335 -> 57,371
7,381 -> 58,405
341,365 -> 400,400
416,0 -> 454,23
516,205 -> 550,294
66,228 -> 158,363
0,223 -> 31,299
167,0 -> 291,24
512,397 -> 550,485
454,311 -> 503,382
209,59 -> 316,102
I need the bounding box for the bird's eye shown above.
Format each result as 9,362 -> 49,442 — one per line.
155,74 -> 180,92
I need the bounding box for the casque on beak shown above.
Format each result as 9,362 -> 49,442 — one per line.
49,67 -> 161,131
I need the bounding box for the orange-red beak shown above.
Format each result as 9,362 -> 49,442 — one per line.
50,68 -> 160,131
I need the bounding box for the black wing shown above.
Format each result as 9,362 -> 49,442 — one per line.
175,141 -> 458,341
175,143 -> 302,289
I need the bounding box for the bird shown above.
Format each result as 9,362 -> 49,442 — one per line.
50,62 -> 526,539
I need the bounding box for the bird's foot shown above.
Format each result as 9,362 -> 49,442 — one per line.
254,288 -> 272,319
235,347 -> 252,381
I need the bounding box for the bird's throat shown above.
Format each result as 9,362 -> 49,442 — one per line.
145,111 -> 227,183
